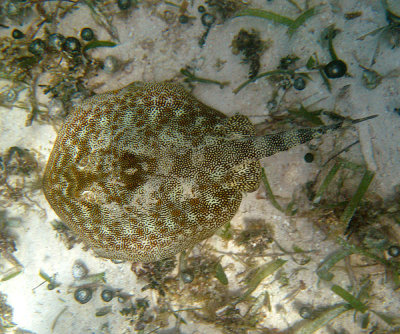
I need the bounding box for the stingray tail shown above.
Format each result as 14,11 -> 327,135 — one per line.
253,115 -> 378,159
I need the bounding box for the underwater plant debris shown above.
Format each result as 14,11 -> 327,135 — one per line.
231,28 -> 267,79
0,1 -> 399,333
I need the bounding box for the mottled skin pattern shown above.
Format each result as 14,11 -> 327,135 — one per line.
43,82 -> 355,262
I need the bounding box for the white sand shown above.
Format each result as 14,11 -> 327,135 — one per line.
1,0 -> 399,333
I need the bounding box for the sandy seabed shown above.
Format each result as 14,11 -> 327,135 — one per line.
0,0 -> 399,333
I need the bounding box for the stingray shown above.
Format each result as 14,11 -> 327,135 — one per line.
43,81 -> 375,262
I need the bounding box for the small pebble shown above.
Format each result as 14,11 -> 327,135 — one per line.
12,29 -> 24,39
72,260 -> 89,280
388,245 -> 400,257
117,0 -> 132,10
304,153 -> 314,163
201,13 -> 216,27
181,269 -> 194,283
63,37 -> 81,54
323,59 -> 347,79
299,306 -> 314,319
293,77 -> 306,90
48,98 -> 65,118
74,287 -> 93,304
5,89 -> 17,103
48,33 -> 65,52
80,27 -> 94,41
101,289 -> 114,302
96,306 -> 112,317
28,38 -> 46,56
102,55 -> 120,74
47,283 -> 57,290
178,14 -> 189,24
361,67 -> 382,90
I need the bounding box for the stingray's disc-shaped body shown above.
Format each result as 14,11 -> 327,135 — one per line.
44,81 -> 371,262
43,82 -> 263,262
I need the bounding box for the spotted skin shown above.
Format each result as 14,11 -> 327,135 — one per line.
43,82 -> 354,262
